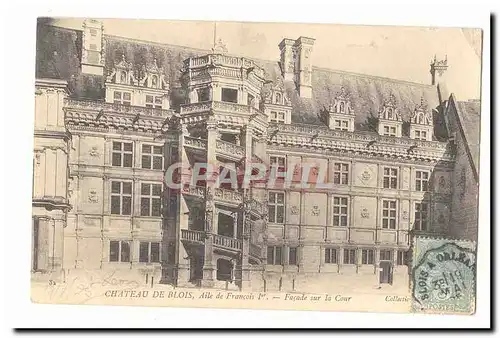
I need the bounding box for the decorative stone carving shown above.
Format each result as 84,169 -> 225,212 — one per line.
212,38 -> 228,54
438,176 -> 446,189
329,87 -> 354,115
378,93 -> 401,121
360,208 -> 370,219
438,213 -> 445,224
411,97 -> 433,126
290,206 -> 299,215
88,189 -> 99,203
89,146 -> 100,157
361,169 -> 371,181
311,205 -> 320,217
402,210 -> 409,221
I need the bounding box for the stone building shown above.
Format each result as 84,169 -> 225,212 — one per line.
32,19 -> 481,292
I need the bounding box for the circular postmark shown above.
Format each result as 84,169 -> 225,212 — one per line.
412,242 -> 475,313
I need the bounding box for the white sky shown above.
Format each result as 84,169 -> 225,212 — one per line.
51,18 -> 482,100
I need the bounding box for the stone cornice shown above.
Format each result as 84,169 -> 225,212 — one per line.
269,123 -> 454,163
64,98 -> 174,134
35,78 -> 69,94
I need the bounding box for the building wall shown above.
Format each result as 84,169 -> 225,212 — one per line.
446,99 -> 479,241
64,128 -> 166,283
261,149 -> 452,286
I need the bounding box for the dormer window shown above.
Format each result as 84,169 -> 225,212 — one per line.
334,119 -> 349,131
151,75 -> 158,88
114,91 -> 131,105
146,95 -> 162,109
383,126 -> 397,137
270,111 -> 286,124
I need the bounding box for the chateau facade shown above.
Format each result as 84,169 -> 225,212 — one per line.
32,19 -> 480,292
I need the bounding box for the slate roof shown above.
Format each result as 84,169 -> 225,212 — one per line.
456,99 -> 481,173
36,21 -> 451,140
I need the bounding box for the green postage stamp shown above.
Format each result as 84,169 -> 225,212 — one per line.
412,236 -> 476,314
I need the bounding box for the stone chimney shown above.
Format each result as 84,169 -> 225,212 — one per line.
279,36 -> 315,98
81,19 -> 105,76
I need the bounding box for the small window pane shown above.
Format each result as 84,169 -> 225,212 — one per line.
121,242 -> 130,262
139,242 -> 149,263
109,241 -> 119,262
150,243 -> 160,262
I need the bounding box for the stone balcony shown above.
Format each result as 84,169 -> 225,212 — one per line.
184,54 -> 265,79
180,229 -> 261,259
180,101 -> 260,117
65,98 -> 171,118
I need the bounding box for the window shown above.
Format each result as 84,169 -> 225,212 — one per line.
90,28 -> 97,37
334,119 -> 349,131
361,249 -> 374,265
111,181 -> 132,215
382,200 -> 397,229
333,162 -> 349,185
221,88 -> 238,103
140,183 -> 162,217
343,249 -> 356,264
197,88 -> 211,102
397,250 -> 409,266
414,130 -> 428,140
383,167 -> 398,189
415,170 -> 430,191
139,242 -> 160,263
145,95 -> 162,109
414,202 -> 429,231
268,192 -> 285,224
113,91 -> 131,105
247,93 -> 255,106
109,240 -> 131,262
267,246 -> 282,265
380,250 -> 393,261
142,145 -> 163,170
270,156 -> 286,172
383,125 -> 397,137
325,248 -> 338,264
333,196 -> 348,227
112,142 -> 133,167
288,247 -> 298,265
270,111 -> 286,123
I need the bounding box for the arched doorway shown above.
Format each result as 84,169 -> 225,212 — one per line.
216,259 -> 233,281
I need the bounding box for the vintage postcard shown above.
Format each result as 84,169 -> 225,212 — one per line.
31,17 -> 483,315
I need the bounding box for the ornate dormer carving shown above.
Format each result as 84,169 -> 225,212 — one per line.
326,87 -> 355,132
378,93 -> 401,121
106,55 -> 138,85
264,77 -> 291,106
263,76 -> 292,124
329,87 -> 354,115
411,97 -> 433,125
409,97 -> 434,141
139,58 -> 168,90
430,55 -> 448,85
212,38 -> 228,54
378,93 -> 402,137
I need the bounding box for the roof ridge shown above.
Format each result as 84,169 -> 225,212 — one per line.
46,24 -> 439,88
312,66 -> 436,89
105,33 -> 434,88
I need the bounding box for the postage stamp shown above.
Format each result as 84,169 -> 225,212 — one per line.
411,236 -> 476,314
